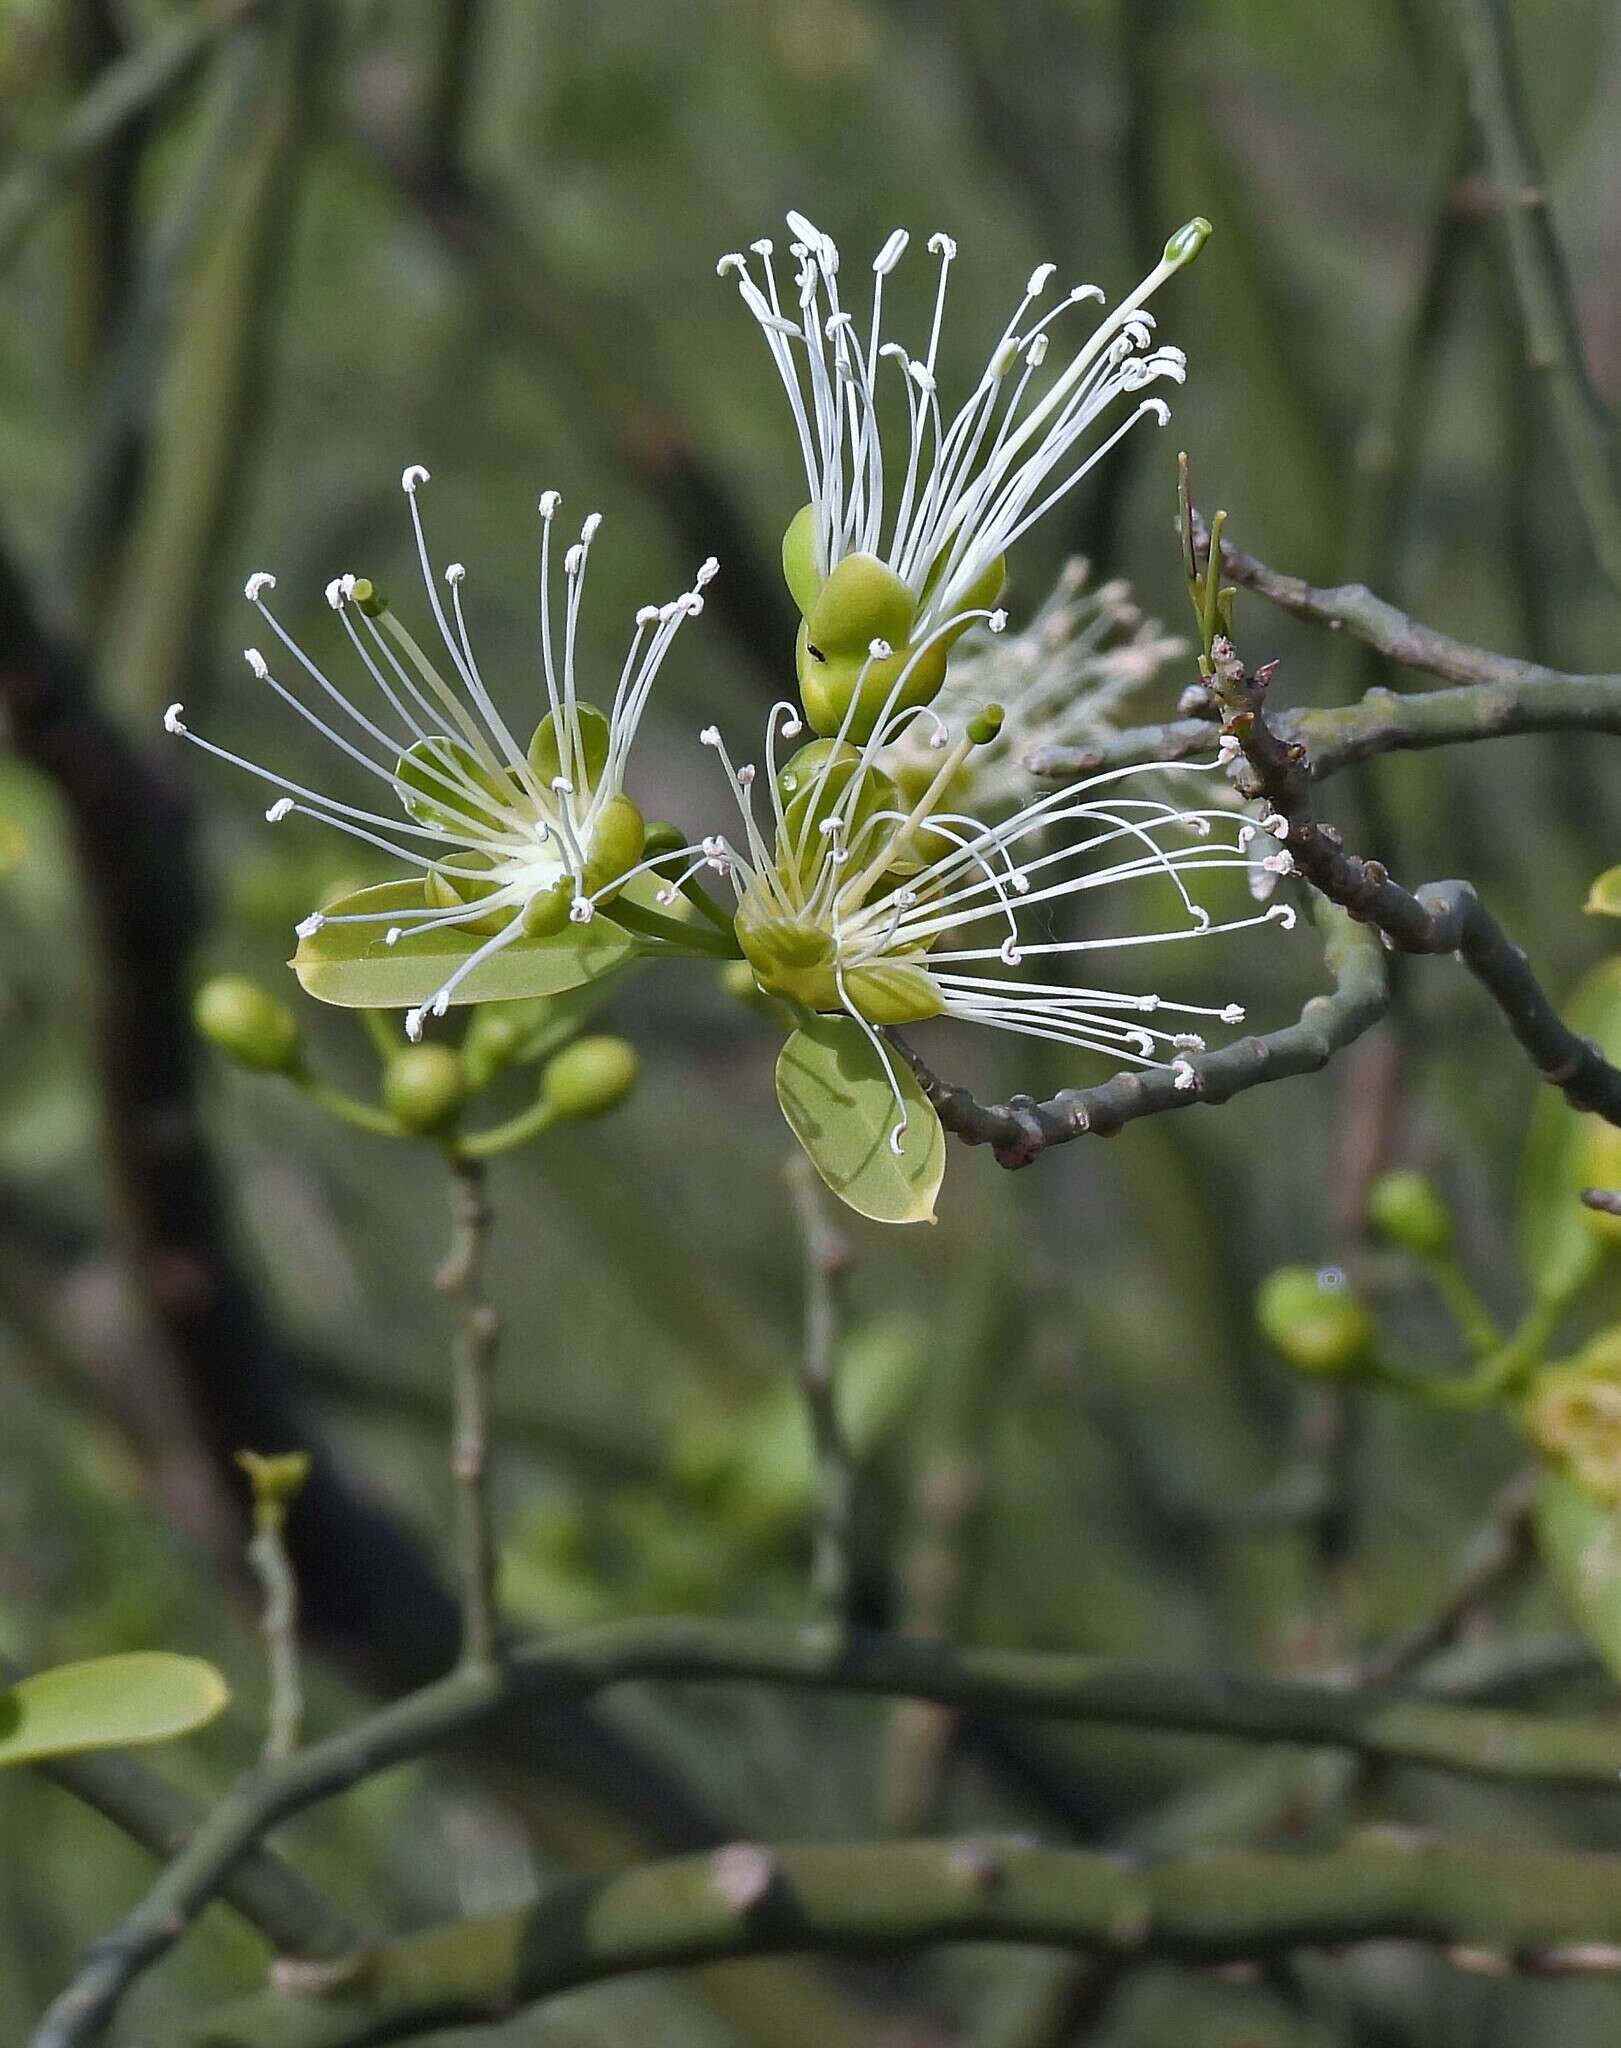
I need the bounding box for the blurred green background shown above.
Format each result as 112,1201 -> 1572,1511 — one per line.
4,1 -> 1621,2042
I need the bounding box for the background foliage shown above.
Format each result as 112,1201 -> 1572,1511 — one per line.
4,1 -> 1621,2042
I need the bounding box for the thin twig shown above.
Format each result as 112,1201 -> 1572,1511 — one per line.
437,1155 -> 501,1672
1443,0 -> 1621,600
237,1454 -> 309,1762
887,892 -> 1389,1168
784,1154 -> 858,1629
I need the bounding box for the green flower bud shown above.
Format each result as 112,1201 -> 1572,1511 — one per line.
194,975 -> 301,1073
383,1044 -> 466,1133
642,820 -> 689,861
1367,1169 -> 1452,1258
581,793 -> 646,897
542,1035 -> 639,1120
462,996 -> 556,1091
235,1448 -> 312,1521
1255,1265 -> 1374,1377
1163,216 -> 1213,268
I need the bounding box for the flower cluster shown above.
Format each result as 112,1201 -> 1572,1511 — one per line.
172,209 -> 1289,1215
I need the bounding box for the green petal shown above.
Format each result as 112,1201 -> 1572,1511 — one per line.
0,1653 -> 228,1767
1586,866 -> 1621,917
775,1014 -> 945,1226
292,880 -> 635,1008
528,704 -> 611,789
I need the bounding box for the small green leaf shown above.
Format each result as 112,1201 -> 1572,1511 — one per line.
0,1653 -> 229,1767
1587,867 -> 1621,917
775,1014 -> 945,1226
1520,958 -> 1621,1304
292,880 -> 635,1009
1534,1467 -> 1621,1682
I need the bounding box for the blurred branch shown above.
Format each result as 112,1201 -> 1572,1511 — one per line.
1443,0 -> 1621,602
784,1154 -> 858,1630
1030,524 -> 1621,783
1206,631 -> 1621,1125
888,893 -> 1388,1168
0,0 -> 260,271
184,1833 -> 1621,2046
438,1156 -> 502,1671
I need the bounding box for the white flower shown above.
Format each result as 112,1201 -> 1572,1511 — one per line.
878,558 -> 1187,816
702,646 -> 1291,1151
718,212 -> 1205,676
165,468 -> 717,1039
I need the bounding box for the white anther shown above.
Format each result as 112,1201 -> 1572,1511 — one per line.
1269,903 -> 1298,930
1266,813 -> 1290,839
929,729 -> 949,749
873,227 -> 910,274
927,231 -> 957,259
244,571 -> 276,602
163,702 -> 187,735
538,490 -> 562,519
384,926 -> 404,946
1010,870 -> 1031,894
896,888 -> 918,908
695,556 -> 720,587
869,638 -> 892,660
432,991 -> 452,1017
569,897 -> 595,924
550,776 -> 574,796
324,578 -> 346,610
1027,261 -> 1057,295
401,464 -> 430,493
716,252 -> 746,278
818,816 -> 842,836
1188,816 -> 1212,837
1221,1004 -> 1246,1024
635,605 -> 661,627
1261,850 -> 1295,876
1025,333 -> 1049,369
738,764 -> 756,787
1238,825 -> 1256,849
1171,1058 -> 1197,1092
991,337 -> 1021,378
907,360 -> 938,395
339,572 -> 358,601
1142,397 -> 1172,427
700,726 -> 722,747
445,562 -> 466,584
750,237 -> 773,257
999,938 -> 1022,966
780,713 -> 803,738
988,610 -> 1008,633
244,647 -> 270,679
564,543 -> 585,576
1216,735 -> 1242,766
577,514 -> 602,547
265,797 -> 295,823
656,887 -> 677,905
295,913 -> 324,939
682,593 -> 704,616
1191,905 -> 1213,929
1172,1033 -> 1204,1050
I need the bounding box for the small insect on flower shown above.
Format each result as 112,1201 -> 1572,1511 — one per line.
718,212 -> 1208,740
702,638 -> 1294,1165
164,470 -> 721,1038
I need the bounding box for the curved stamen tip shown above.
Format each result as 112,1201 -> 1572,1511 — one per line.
244,647 -> 270,679
538,489 -> 562,519
296,912 -> 324,939
999,938 -> 1023,966
1171,1057 -> 1198,1091
682,593 -> 705,617
1191,906 -> 1213,929
569,897 -> 594,923
749,237 -> 773,257
1221,1004 -> 1246,1024
324,577 -> 347,610
699,725 -> 722,747
445,562 -> 466,585
635,604 -> 661,627
564,543 -> 585,576
265,797 -> 295,823
580,512 -> 603,545
432,992 -> 452,1018
405,1008 -> 425,1042
244,571 -> 276,602
163,702 -> 187,735
1269,903 -> 1298,930
695,556 -> 720,588
1141,398 -> 1172,428
1261,850 -> 1295,876
1026,260 -> 1057,295
888,1120 -> 907,1157
384,926 -> 403,946
716,252 -> 746,278
927,231 -> 957,259
401,464 -> 430,494
988,610 -> 1008,634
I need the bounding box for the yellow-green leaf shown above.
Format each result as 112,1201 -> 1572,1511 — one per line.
1586,867 -> 1621,917
0,1653 -> 229,1767
775,1014 -> 945,1226
1534,1467 -> 1621,1682
1519,957 -> 1621,1305
291,880 -> 635,1009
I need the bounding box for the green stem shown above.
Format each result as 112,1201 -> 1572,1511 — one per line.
784,1154 -> 857,1630
608,896 -> 741,958
1424,1254 -> 1503,1356
245,1512 -> 303,1763
436,1156 -> 501,1671
452,1095 -> 560,1162
289,1072 -> 403,1141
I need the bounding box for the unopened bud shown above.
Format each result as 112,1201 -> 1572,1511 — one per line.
194,975 -> 301,1073
384,1044 -> 466,1133
542,1035 -> 639,1120
235,1449 -> 311,1525
1367,1169 -> 1452,1258
1255,1265 -> 1374,1377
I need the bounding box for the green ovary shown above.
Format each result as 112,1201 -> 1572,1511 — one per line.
736,905 -> 943,1025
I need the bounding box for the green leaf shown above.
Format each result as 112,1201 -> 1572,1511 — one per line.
1520,958 -> 1621,1304
1534,1467 -> 1621,1682
291,880 -> 635,1009
0,1653 -> 229,1767
1587,867 -> 1621,917
775,1014 -> 945,1226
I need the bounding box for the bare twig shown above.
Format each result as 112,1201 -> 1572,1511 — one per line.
783,1154 -> 858,1629
237,1453 -> 310,1761
436,1157 -> 501,1672
1443,0 -> 1621,600
887,893 -> 1388,1168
